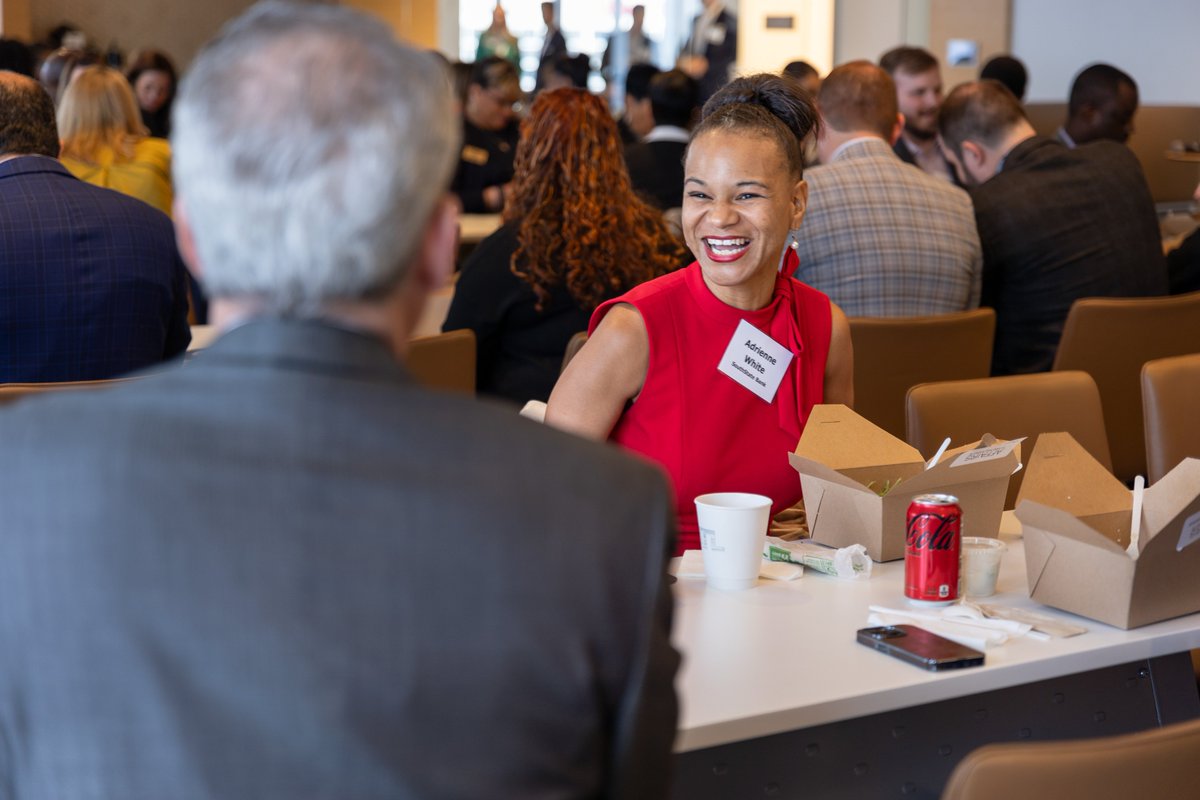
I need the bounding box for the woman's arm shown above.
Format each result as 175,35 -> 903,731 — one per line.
545,303 -> 649,441
823,301 -> 854,408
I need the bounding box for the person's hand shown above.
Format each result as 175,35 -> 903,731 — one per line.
482,182 -> 512,212
482,184 -> 504,212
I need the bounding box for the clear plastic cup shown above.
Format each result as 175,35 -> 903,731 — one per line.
961,536 -> 1007,597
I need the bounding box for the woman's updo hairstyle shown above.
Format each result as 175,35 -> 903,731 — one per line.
693,73 -> 820,178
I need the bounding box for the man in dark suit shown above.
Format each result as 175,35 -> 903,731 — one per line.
534,1 -> 567,92
938,80 -> 1167,375
880,46 -> 963,188
0,72 -> 190,382
616,62 -> 660,144
679,0 -> 736,103
0,4 -> 679,798
624,68 -> 697,210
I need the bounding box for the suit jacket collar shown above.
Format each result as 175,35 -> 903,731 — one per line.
828,136 -> 893,163
0,154 -> 75,182
199,318 -> 413,384
998,136 -> 1064,174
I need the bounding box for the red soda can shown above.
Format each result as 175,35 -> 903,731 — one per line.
904,493 -> 962,605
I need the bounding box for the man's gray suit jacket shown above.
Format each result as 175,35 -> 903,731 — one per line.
0,319 -> 680,799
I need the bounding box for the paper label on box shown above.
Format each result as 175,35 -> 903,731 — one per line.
950,438 -> 1023,468
1176,511 -> 1200,552
716,319 -> 793,403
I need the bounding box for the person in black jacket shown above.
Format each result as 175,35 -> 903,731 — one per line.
624,69 -> 698,210
450,56 -> 520,213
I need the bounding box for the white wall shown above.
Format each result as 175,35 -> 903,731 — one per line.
737,0 -> 834,76
833,0 -> 939,65
1013,0 -> 1200,105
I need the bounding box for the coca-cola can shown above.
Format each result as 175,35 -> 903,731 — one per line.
904,493 -> 962,605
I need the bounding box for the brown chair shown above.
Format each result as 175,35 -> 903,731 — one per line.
1052,290 -> 1200,484
1142,352 -> 1200,484
560,331 -> 588,373
187,324 -> 219,352
407,328 -> 475,395
0,378 -> 139,407
906,371 -> 1111,508
941,716 -> 1200,800
848,308 -> 995,440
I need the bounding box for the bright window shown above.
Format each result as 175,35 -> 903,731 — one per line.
459,1 -> 698,94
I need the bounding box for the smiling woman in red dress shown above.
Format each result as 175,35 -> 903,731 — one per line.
546,74 -> 854,555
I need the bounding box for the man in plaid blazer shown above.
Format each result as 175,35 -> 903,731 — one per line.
0,73 -> 190,382
793,61 -> 982,318
939,80 -> 1167,375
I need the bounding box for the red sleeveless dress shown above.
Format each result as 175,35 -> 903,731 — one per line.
590,261 -> 833,555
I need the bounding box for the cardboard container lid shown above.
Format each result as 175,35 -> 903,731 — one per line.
793,405 -> 923,477
1015,433 -> 1200,628
1016,432 -> 1130,526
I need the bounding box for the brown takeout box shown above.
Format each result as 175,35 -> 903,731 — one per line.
1015,432 -> 1200,629
788,404 -> 1019,562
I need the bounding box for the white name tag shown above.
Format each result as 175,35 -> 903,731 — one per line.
717,319 -> 793,403
706,25 -> 726,46
950,438 -> 1024,468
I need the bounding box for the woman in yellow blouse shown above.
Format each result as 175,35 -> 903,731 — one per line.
57,66 -> 173,216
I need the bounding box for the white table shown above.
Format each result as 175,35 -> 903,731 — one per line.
458,213 -> 502,246
671,513 -> 1200,797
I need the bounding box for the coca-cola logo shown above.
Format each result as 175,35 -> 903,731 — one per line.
906,512 -> 959,550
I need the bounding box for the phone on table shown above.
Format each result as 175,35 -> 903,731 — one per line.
856,625 -> 984,671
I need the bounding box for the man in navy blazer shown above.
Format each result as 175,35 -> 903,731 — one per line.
0,73 -> 190,382
0,3 -> 679,799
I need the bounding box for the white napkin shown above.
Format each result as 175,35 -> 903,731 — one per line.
671,550 -> 803,581
519,400 -> 547,423
975,603 -> 1088,638
867,603 -> 1033,650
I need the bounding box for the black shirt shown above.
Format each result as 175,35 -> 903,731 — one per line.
443,223 -> 595,405
450,119 -> 518,214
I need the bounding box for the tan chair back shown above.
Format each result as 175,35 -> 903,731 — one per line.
906,371 -> 1111,508
941,716 -> 1200,800
561,331 -> 588,373
848,308 -> 995,440
0,378 -> 139,407
1142,352 -> 1200,483
187,324 -> 219,352
407,328 -> 476,395
1052,290 -> 1200,483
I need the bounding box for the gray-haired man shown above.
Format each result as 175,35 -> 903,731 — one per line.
0,3 -> 679,797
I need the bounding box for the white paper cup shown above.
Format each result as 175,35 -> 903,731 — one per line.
961,536 -> 1007,597
694,493 -> 772,591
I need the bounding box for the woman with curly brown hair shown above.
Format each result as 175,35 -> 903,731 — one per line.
444,87 -> 688,405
